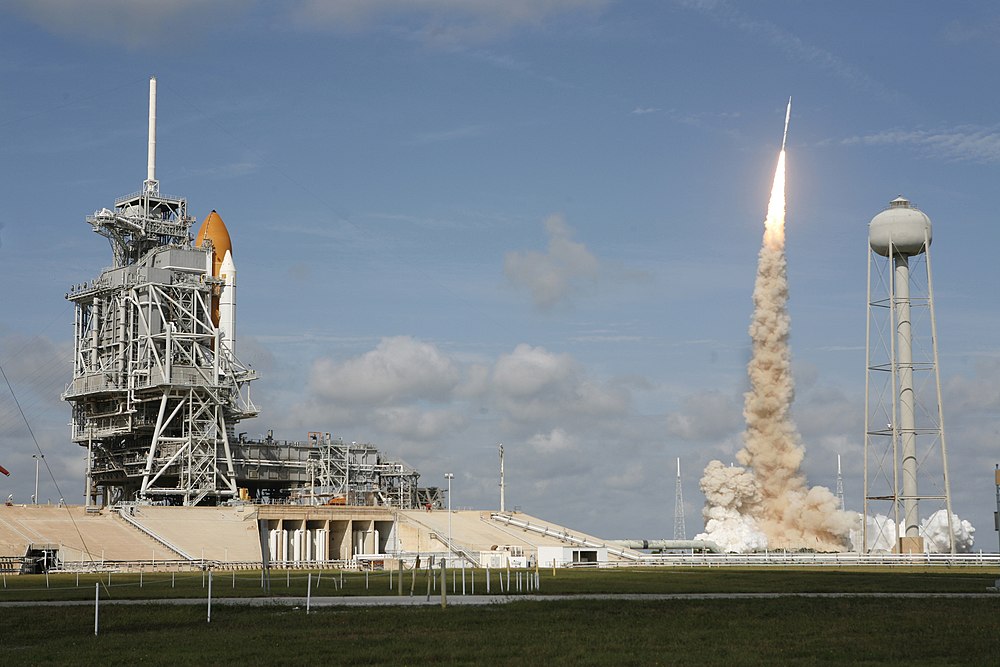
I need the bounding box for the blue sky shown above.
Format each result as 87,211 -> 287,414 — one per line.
2,1 -> 1000,546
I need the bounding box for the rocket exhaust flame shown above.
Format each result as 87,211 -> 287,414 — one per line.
696,100 -> 855,552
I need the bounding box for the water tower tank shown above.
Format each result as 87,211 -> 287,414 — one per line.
869,196 -> 932,257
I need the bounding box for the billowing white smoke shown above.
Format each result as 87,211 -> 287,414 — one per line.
855,511 -> 976,553
696,123 -> 857,553
697,461 -> 767,552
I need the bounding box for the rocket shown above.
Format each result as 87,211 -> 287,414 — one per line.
194,210 -> 237,355
781,96 -> 791,151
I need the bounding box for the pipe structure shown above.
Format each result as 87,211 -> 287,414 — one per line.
490,513 -> 644,561
894,253 -> 919,540
613,539 -> 724,554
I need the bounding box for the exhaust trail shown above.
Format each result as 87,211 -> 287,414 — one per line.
696,101 -> 855,552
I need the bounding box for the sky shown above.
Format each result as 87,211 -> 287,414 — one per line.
1,0 -> 1000,548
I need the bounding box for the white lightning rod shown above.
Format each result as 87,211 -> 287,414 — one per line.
145,76 -> 158,194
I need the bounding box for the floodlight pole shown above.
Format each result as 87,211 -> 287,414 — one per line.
445,472 -> 454,557
33,455 -> 43,505
499,443 -> 505,513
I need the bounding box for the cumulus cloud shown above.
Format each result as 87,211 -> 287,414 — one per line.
504,214 -> 600,309
372,406 -> 466,440
310,336 -> 460,404
527,427 -> 576,453
666,390 -> 742,441
492,343 -> 629,425
303,338 -> 630,447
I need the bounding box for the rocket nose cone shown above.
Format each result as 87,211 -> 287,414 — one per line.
195,210 -> 233,276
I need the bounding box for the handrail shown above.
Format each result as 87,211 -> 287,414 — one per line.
489,513 -> 644,561
112,505 -> 194,561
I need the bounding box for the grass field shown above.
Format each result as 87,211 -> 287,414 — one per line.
0,566 -> 998,601
4,597 -> 1000,665
3,568 -> 999,665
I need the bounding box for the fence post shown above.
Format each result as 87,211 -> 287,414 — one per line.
207,569 -> 212,623
440,560 -> 447,609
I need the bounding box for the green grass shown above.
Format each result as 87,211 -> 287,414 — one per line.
0,566 -> 998,601
4,598 -> 1000,666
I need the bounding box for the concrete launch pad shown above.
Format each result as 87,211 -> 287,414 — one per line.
0,504 -> 639,572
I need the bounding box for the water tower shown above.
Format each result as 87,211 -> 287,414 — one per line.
864,196 -> 953,553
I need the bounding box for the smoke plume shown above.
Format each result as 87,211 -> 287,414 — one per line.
696,119 -> 856,552
857,511 -> 975,553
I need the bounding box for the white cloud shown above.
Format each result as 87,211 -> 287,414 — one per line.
631,106 -> 661,115
840,125 -> 1000,164
504,214 -> 600,309
310,335 -> 460,404
372,406 -> 466,440
491,343 -> 629,425
2,0 -> 247,47
666,389 -> 742,442
527,427 -> 576,453
301,338 -> 631,446
3,0 -> 608,47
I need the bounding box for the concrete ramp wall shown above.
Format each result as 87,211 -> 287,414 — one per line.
0,505 -> 174,561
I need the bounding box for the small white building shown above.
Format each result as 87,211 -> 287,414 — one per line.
537,545 -> 607,568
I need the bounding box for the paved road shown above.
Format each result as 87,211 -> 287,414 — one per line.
2,591 -> 998,607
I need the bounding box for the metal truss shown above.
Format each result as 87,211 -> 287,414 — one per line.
64,191 -> 256,506
297,433 -> 432,509
864,235 -> 953,553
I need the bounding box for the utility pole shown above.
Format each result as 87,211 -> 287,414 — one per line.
33,454 -> 43,505
444,472 -> 454,554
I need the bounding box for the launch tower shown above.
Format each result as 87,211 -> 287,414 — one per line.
864,196 -> 953,553
62,77 -> 258,506
62,78 -> 440,511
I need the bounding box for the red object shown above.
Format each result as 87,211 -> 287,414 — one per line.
0,465 -> 9,477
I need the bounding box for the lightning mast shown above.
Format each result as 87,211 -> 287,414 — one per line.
836,454 -> 845,512
673,457 -> 686,540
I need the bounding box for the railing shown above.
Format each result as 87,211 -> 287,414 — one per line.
489,513 -> 644,562
430,532 -> 480,567
112,505 -> 194,561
